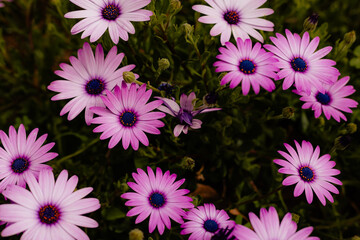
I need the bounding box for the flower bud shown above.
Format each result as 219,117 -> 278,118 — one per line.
158,58 -> 170,71
346,123 -> 357,134
169,0 -> 181,13
344,30 -> 356,45
123,71 -> 136,83
282,107 -> 295,119
181,157 -> 195,170
291,213 -> 300,223
183,23 -> 194,36
223,116 -> 232,127
129,228 -> 144,240
303,13 -> 319,32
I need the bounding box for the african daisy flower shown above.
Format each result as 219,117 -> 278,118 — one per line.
274,140 -> 342,206
192,0 -> 274,45
214,38 -> 278,94
181,203 -> 235,240
0,169 -> 100,239
90,82 -> 165,150
48,42 -> 138,125
294,76 -> 358,122
233,207 -> 319,240
121,167 -> 194,235
65,0 -> 153,44
264,30 -> 340,94
156,92 -> 221,137
0,124 -> 57,192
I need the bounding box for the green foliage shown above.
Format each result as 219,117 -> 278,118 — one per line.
0,0 -> 360,239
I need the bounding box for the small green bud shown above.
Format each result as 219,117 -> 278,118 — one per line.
158,58 -> 170,71
223,116 -> 232,127
303,13 -> 319,32
123,71 -> 136,83
169,0 -> 181,12
346,123 -> 357,134
344,30 -> 356,45
291,213 -> 300,223
183,23 -> 194,35
129,228 -> 144,240
282,107 -> 295,119
181,157 -> 195,170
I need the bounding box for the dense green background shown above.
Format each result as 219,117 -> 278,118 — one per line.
0,0 -> 360,239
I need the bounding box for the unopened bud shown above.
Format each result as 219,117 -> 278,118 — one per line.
123,71 -> 136,83
183,23 -> 194,35
129,228 -> 144,240
169,0 -> 181,12
282,107 -> 295,119
344,30 -> 356,45
346,123 -> 357,134
181,157 -> 195,170
223,116 -> 232,127
158,58 -> 170,71
303,13 -> 319,32
291,213 -> 300,223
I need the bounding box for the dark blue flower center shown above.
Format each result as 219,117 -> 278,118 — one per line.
291,57 -> 307,72
224,11 -> 240,25
149,193 -> 165,208
102,4 -> 121,21
11,158 -> 29,173
39,205 -> 60,225
120,111 -> 137,127
239,60 -> 256,74
158,82 -> 174,96
299,166 -> 314,182
204,219 -> 219,233
86,79 -> 105,95
179,110 -> 193,126
315,92 -> 331,105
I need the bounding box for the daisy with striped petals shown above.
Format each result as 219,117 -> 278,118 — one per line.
264,30 -> 340,94
48,42 -> 138,125
274,140 -> 342,206
65,0 -> 153,43
0,169 -> 100,240
294,76 -> 358,122
192,0 -> 274,45
90,82 -> 165,150
121,167 -> 194,235
0,124 -> 57,192
233,207 -> 319,240
214,38 -> 279,94
181,203 -> 235,240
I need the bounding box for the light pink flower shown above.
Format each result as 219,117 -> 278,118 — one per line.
121,167 -> 194,235
274,140 -> 342,206
214,38 -> 278,94
65,0 -> 153,43
91,82 -> 165,150
294,76 -> 358,122
0,124 -> 57,192
157,92 -> 221,137
192,0 -> 274,45
0,169 -> 100,240
48,42 -> 138,125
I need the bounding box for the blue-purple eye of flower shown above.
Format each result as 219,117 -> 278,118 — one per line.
11,157 -> 29,173
224,10 -> 240,25
102,4 -> 121,21
85,79 -> 105,95
179,111 -> 193,126
120,111 -> 137,127
291,57 -> 307,72
239,59 -> 256,74
299,166 -> 314,182
316,92 -> 331,105
39,205 -> 60,224
204,219 -> 219,233
149,193 -> 165,208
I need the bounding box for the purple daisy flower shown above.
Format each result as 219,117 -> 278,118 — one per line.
214,38 -> 279,94
192,0 -> 274,45
264,30 -> 340,94
121,167 -> 194,235
233,207 -> 319,240
0,0 -> 11,7
156,92 -> 221,137
48,42 -> 138,125
0,169 -> 100,239
65,0 -> 152,44
90,82 -> 165,150
0,124 -> 57,192
294,76 -> 358,122
181,203 -> 235,240
274,140 -> 342,206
